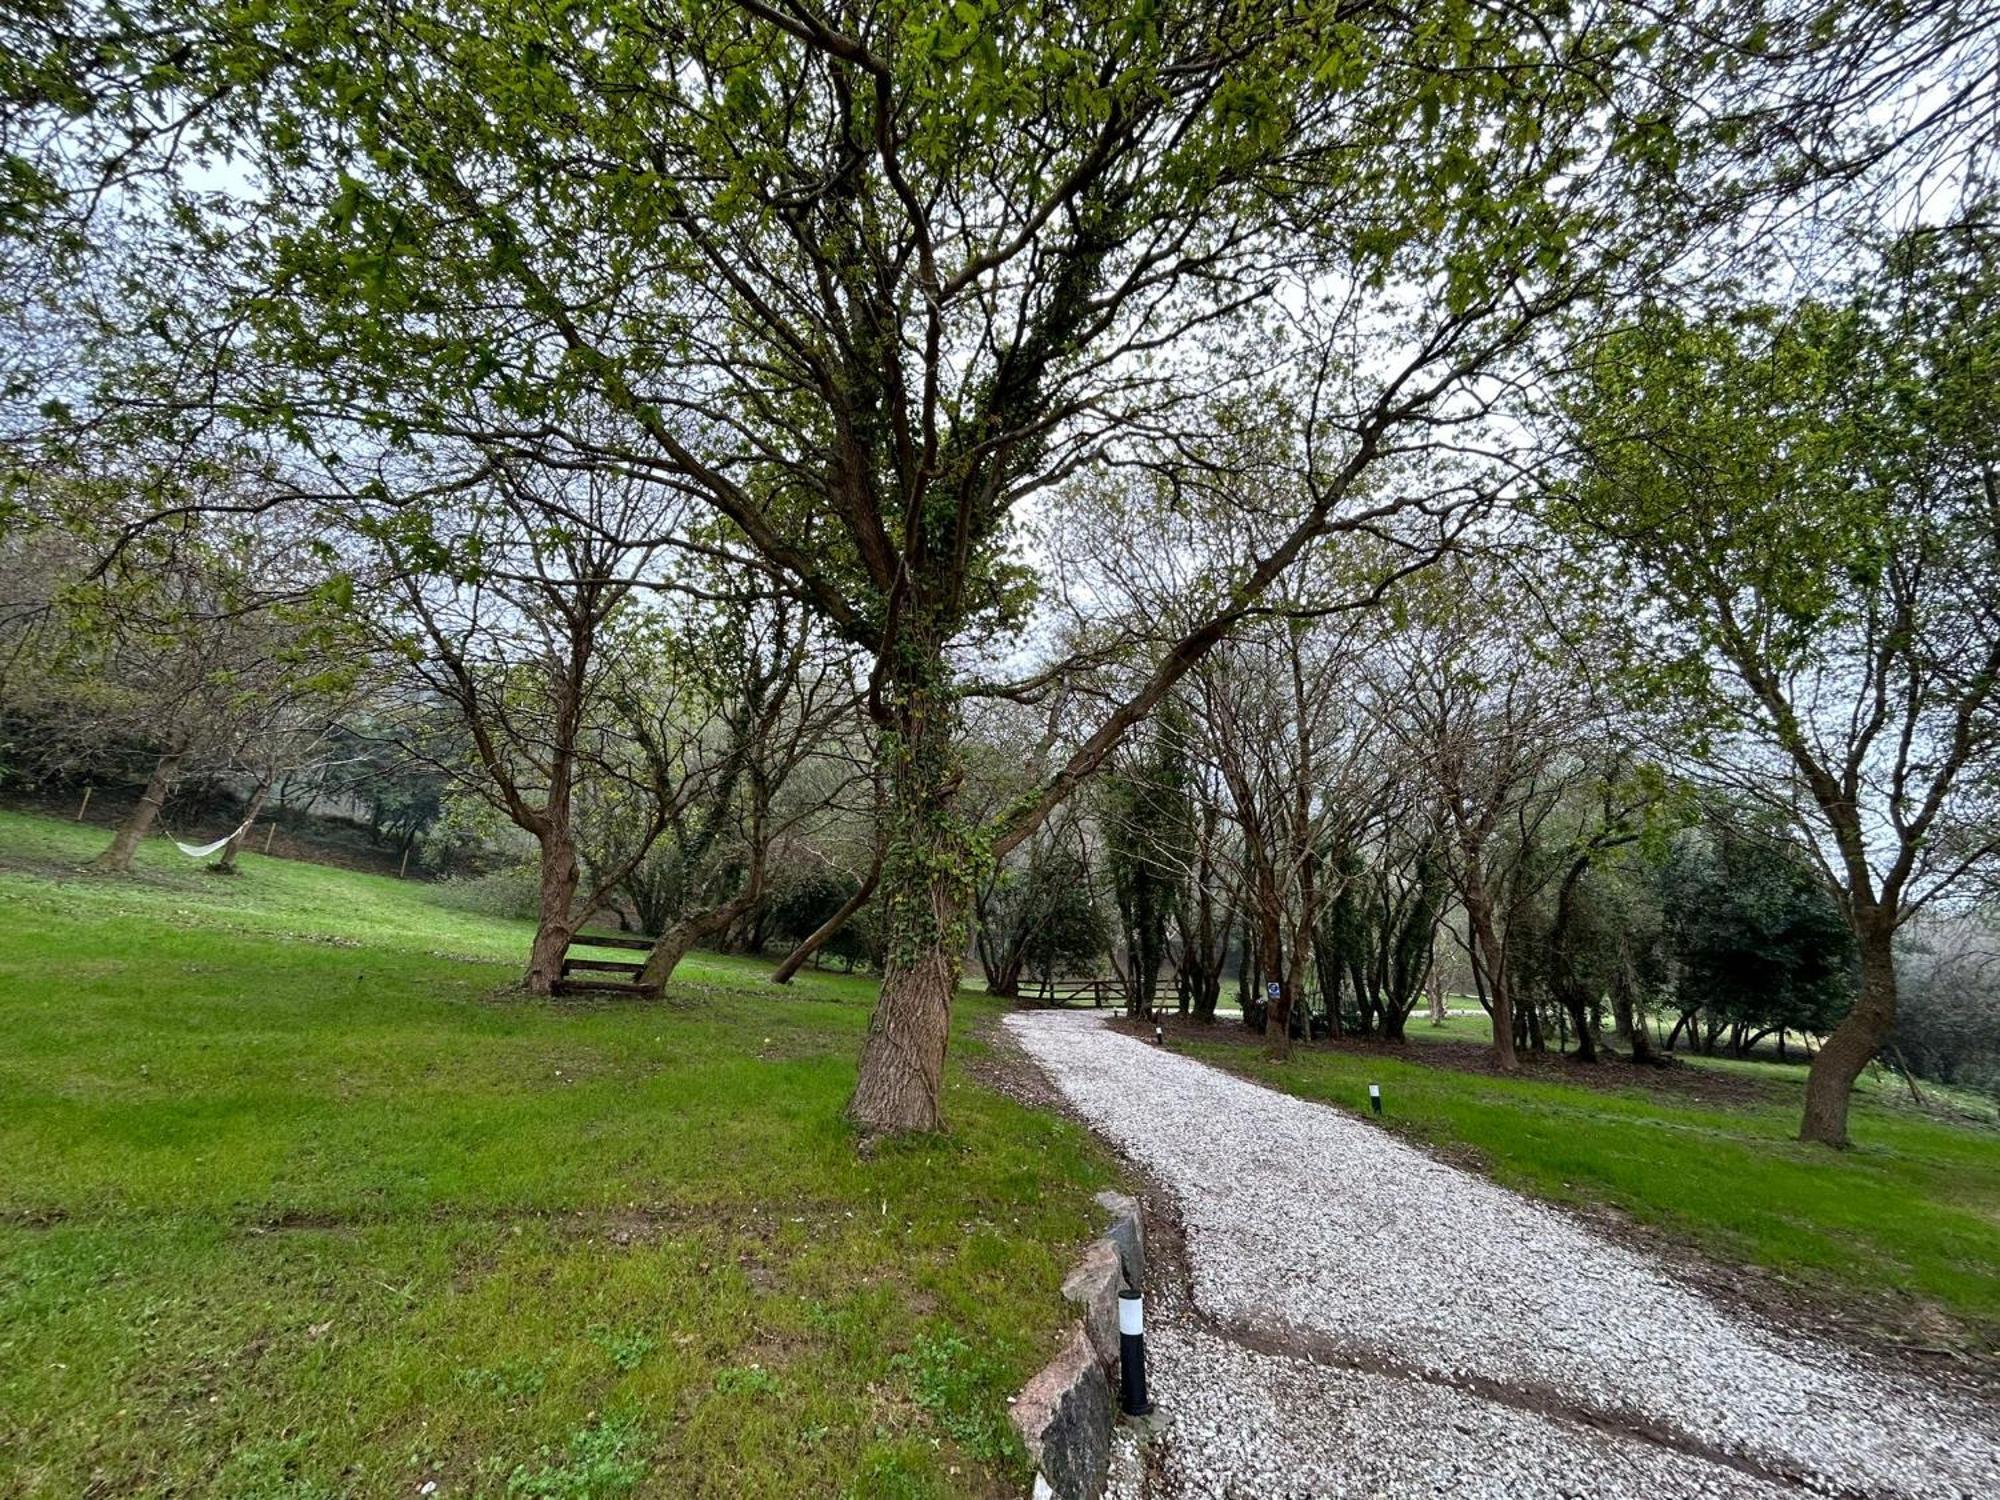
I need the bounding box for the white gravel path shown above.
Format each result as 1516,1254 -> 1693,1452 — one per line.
1007,1010 -> 2000,1500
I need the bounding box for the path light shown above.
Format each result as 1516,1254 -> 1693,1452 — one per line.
1369,1083 -> 1383,1115
1118,1289 -> 1152,1418
1154,1023 -> 1164,1045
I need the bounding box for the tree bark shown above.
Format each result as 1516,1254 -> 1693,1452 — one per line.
636,909 -> 721,991
213,779 -> 272,874
91,749 -> 183,873
1799,919 -> 1897,1148
847,665 -> 971,1136
524,827 -> 583,997
1460,866 -> 1517,1070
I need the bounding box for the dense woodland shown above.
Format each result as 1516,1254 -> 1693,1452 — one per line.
2,0 -> 1998,1149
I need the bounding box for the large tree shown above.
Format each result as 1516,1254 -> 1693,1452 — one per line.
1556,223 -> 2000,1145
20,0 -> 1776,1131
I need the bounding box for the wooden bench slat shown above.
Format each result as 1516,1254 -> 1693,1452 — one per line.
568,931 -> 655,952
552,978 -> 657,997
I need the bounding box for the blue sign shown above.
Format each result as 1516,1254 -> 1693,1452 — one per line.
1266,981 -> 1281,1001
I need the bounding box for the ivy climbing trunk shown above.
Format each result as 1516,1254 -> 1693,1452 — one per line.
92,747 -> 183,873
848,663 -> 974,1136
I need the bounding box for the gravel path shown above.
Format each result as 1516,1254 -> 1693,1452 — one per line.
1006,1010 -> 2000,1500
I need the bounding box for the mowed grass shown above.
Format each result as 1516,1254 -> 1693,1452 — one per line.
1179,1021 -> 2000,1352
0,811 -> 1116,1498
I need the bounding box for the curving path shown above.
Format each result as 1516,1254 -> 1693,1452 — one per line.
1005,1009 -> 2000,1500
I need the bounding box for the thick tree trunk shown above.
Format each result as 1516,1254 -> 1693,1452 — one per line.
524,830 -> 583,998
848,668 -> 972,1136
1800,921 -> 1897,1148
640,880 -> 766,990
91,749 -> 183,872
213,780 -> 272,874
773,861 -> 880,984
637,920 -> 699,990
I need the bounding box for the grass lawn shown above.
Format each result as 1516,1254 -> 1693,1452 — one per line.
0,811 -> 1117,1498
1169,1017 -> 2000,1358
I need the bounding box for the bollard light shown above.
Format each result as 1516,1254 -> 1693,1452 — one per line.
1154,1024 -> 1164,1045
1118,1288 -> 1152,1417
1369,1083 -> 1383,1115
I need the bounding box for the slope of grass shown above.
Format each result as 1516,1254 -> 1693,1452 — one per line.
0,810 -> 1116,1499
1181,1024 -> 2000,1351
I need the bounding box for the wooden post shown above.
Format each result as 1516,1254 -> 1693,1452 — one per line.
75,786 -> 92,821
398,844 -> 412,879
264,821 -> 278,854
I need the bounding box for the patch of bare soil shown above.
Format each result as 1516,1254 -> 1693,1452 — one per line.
963,1007 -> 1075,1116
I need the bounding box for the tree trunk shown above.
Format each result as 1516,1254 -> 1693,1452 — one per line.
1549,858 -> 1597,1061
990,949 -> 1028,999
847,668 -> 972,1136
635,917 -> 698,990
773,861 -> 880,984
91,749 -> 183,872
1612,959 -> 1653,1064
1800,920 -> 1897,1148
524,828 -> 583,997
1460,871 -> 1517,1070
213,780 -> 272,874
1259,912 -> 1292,1060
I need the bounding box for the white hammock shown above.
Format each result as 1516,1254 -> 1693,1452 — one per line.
171,817 -> 257,859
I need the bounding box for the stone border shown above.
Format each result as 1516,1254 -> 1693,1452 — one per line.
1010,1190 -> 1146,1500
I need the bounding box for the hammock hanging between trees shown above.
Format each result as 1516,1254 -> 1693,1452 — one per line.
165,815 -> 257,860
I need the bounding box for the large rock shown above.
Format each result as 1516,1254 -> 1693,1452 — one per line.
1011,1325 -> 1113,1500
1061,1238 -> 1123,1369
1094,1190 -> 1145,1290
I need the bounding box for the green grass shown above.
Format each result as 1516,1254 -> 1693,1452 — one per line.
1180,1026 -> 2000,1352
0,810 -> 1116,1498
1406,1004 -> 2000,1122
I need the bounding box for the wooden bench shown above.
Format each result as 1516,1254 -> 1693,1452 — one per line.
553,931 -> 659,997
